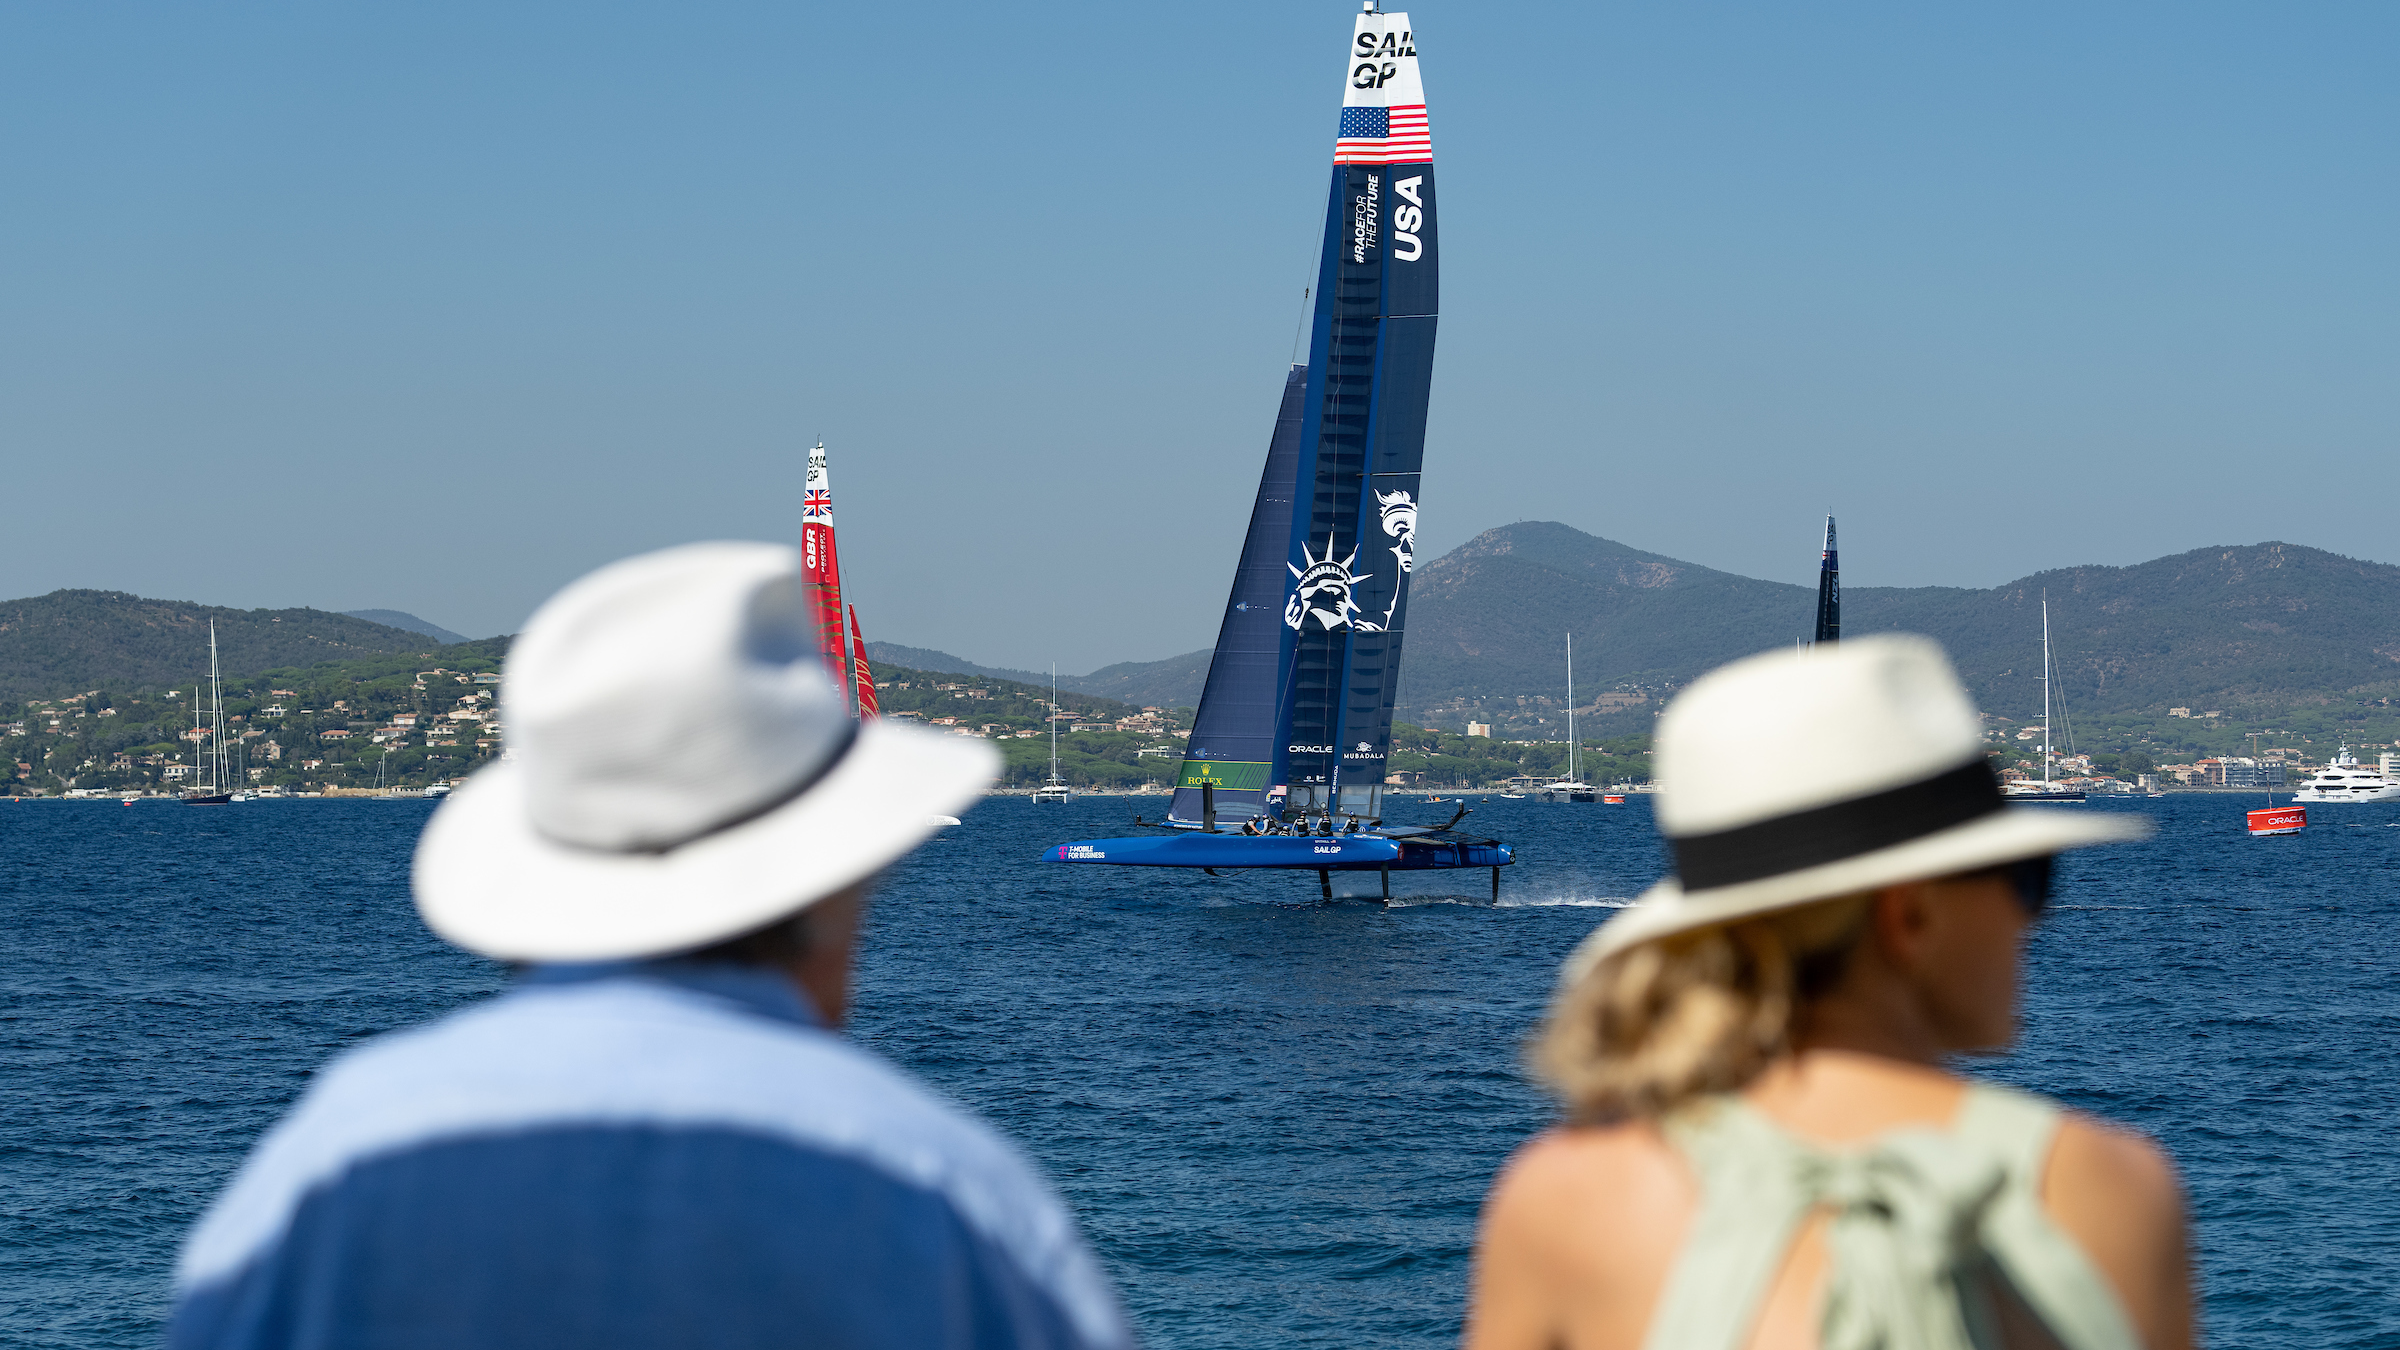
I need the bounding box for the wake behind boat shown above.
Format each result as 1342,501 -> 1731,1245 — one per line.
1047,8 -> 1511,897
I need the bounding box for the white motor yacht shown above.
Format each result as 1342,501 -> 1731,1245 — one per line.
2290,746 -> 2400,804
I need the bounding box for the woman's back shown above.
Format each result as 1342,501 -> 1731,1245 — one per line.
1466,1053 -> 2191,1350
1467,641 -> 2194,1350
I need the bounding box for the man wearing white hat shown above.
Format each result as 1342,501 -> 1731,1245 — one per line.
167,543 -> 1132,1350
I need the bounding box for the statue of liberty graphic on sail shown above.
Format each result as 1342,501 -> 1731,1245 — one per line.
1043,8 -> 1514,901
1287,535 -> 1368,632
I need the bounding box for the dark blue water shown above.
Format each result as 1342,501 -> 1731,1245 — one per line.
3,794 -> 2394,1347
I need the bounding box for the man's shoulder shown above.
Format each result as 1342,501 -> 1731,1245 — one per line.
303,973 -> 1018,1172
180,975 -> 1083,1310
321,973 -> 992,1149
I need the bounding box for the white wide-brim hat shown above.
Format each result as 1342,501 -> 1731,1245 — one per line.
1563,635 -> 2148,980
413,541 -> 997,962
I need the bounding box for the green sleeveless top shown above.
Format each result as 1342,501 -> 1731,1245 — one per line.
1643,1082 -> 2141,1350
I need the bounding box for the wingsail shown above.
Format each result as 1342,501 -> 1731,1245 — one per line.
1053,9 -> 1508,888
849,606 -> 880,719
1170,366 -> 1309,826
801,441 -> 861,714
1279,8 -> 1437,822
1814,516 -> 1840,644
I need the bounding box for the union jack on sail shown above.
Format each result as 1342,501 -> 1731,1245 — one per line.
799,442 -> 857,713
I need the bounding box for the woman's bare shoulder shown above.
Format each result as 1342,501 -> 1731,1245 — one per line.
1470,1122 -> 1699,1350
1486,1122 -> 1694,1229
2045,1112 -> 2183,1220
2042,1112 -> 2197,1350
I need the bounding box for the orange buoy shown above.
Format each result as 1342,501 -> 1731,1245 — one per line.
2247,805 -> 2306,836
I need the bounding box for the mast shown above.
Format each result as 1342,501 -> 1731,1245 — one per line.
1049,666 -> 1062,786
800,442 -> 858,714
1566,633 -> 1578,784
207,622 -> 225,793
1813,516 -> 1840,645
1279,6 -> 1438,823
2041,595 -> 2053,789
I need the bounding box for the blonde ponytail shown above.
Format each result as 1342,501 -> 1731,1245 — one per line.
1535,893 -> 1871,1123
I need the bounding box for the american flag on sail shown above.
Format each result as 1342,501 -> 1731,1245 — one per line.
1333,104 -> 1431,164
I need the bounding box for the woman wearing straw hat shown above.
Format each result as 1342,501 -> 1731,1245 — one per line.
1465,637 -> 2196,1350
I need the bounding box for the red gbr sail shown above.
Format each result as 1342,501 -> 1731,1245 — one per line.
849,606 -> 879,719
800,442 -> 856,709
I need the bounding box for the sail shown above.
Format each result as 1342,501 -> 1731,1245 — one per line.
849,606 -> 880,719
1813,516 -> 1840,644
1169,364 -> 1309,825
1279,9 -> 1437,821
800,442 -> 857,710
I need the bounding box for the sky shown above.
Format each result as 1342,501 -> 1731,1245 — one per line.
6,2 -> 2395,671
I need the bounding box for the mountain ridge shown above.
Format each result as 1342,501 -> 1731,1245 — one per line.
13,529 -> 2400,727
0,591 -> 477,701
881,526 -> 2400,729
343,609 -> 469,645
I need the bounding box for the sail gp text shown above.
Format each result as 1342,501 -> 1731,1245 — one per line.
1355,175 -> 1428,264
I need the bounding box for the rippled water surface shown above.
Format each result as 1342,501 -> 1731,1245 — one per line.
3,793 -> 2394,1346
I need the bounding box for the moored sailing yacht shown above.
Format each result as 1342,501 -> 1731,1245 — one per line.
179,623 -> 235,804
1537,634 -> 1596,802
1045,7 -> 1510,898
2003,597 -> 2086,802
1032,668 -> 1073,803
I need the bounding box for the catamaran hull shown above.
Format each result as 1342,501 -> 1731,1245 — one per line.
1046,832 -> 1509,871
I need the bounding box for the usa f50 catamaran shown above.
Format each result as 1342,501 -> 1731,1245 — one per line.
1047,6 -> 1512,899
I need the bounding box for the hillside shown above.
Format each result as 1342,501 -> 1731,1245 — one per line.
0,591 -> 474,702
343,609 -> 469,644
882,525 -> 2400,744
1401,526 -> 2400,734
865,642 -> 1211,709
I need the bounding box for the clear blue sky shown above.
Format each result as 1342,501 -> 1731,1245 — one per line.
7,2 -> 2394,671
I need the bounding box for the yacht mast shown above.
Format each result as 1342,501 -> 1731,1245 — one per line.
1049,666 -> 1061,785
1566,633 -> 1578,783
214,623 -> 229,792
2040,596 -> 2052,790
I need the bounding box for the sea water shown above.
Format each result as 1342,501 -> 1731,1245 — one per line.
2,793 -> 2393,1346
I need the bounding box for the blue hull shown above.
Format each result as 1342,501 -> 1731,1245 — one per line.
1047,832 -> 1511,872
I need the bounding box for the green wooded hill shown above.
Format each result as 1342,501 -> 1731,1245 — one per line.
862,641 -> 1212,711
868,525 -> 2400,738
1401,525 -> 2400,734
0,590 -> 465,701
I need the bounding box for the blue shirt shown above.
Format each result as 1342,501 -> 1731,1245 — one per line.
168,963 -> 1131,1350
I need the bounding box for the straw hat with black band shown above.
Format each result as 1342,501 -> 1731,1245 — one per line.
1562,635 -> 2149,981
413,541 -> 998,963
